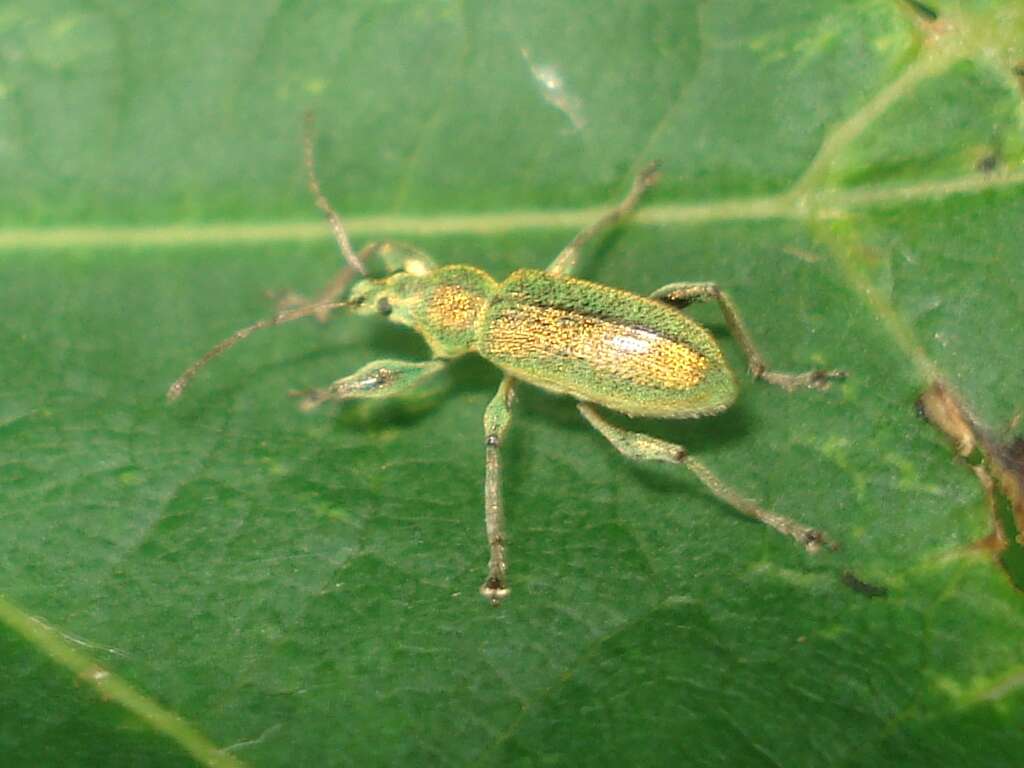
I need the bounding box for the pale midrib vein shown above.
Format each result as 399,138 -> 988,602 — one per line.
0,594 -> 250,768
791,43 -> 957,194
1,168 -> 1022,252
971,667 -> 1024,704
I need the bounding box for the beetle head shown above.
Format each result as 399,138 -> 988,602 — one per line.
347,254 -> 435,328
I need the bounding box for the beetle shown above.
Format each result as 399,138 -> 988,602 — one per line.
168,122 -> 845,605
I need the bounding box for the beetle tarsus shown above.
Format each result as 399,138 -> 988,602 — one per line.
811,369 -> 847,389
759,367 -> 847,392
800,528 -> 838,553
480,576 -> 509,606
289,388 -> 327,411
636,161 -> 662,190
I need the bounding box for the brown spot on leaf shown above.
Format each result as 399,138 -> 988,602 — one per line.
967,464 -> 1006,553
841,570 -> 888,598
916,381 -> 975,457
917,381 -> 1024,590
992,438 -> 1024,547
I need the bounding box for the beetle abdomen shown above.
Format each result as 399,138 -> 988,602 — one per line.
477,270 -> 737,418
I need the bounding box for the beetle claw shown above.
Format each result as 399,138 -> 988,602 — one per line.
802,528 -> 838,553
480,577 -> 510,607
637,161 -> 661,189
810,369 -> 848,390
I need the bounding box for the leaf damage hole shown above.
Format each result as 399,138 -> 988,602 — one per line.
916,381 -> 1024,592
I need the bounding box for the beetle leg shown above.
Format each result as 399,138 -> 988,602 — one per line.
578,404 -> 836,552
481,377 -> 517,605
650,282 -> 846,391
546,163 -> 660,277
290,358 -> 446,411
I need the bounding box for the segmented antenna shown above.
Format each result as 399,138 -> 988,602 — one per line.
166,300 -> 353,402
303,112 -> 366,276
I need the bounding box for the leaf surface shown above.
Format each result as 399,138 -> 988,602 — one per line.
2,2 -> 1023,766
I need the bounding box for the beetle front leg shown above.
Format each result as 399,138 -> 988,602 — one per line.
578,404 -> 835,552
650,282 -> 846,391
481,377 -> 517,605
291,358 -> 446,411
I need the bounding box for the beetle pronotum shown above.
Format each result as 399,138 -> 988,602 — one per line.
169,119 -> 845,605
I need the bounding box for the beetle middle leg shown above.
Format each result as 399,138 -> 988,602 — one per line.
651,282 -> 846,391
578,404 -> 833,552
480,376 -> 517,605
546,163 -> 660,277
291,358 -> 447,411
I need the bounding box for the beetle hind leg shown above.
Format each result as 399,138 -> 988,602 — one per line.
651,282 -> 846,391
578,404 -> 836,552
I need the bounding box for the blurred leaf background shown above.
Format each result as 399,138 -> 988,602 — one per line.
1,1 -> 1023,766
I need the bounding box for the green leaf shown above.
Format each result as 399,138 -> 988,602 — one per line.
2,1 -> 1022,766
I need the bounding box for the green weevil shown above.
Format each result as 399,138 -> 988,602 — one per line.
168,125 -> 846,605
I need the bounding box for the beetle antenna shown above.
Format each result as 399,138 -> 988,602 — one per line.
167,299 -> 354,402
303,112 -> 366,276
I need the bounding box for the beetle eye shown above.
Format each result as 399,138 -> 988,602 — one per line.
377,297 -> 393,316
